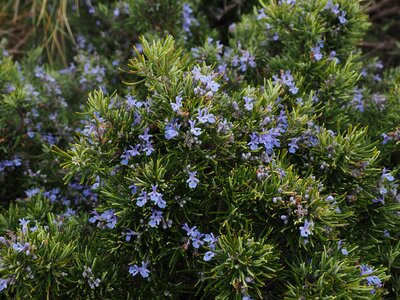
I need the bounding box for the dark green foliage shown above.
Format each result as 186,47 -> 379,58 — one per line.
203,232 -> 280,299
0,0 -> 399,299
285,244 -> 388,299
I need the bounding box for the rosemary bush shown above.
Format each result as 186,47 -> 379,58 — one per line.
0,0 -> 399,299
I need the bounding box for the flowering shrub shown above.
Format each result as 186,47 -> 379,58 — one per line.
0,0 -> 399,299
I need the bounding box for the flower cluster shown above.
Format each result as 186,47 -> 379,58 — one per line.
349,88 -> 364,112
372,168 -> 397,205
34,66 -> 63,96
78,55 -> 107,92
360,265 -> 383,294
182,223 -> 218,261
182,3 -> 199,40
0,156 -> 22,173
191,38 -> 256,81
229,48 -> 256,73
311,40 -> 324,61
82,266 -> 101,289
272,70 -> 299,95
113,2 -> 130,17
121,145 -> 140,165
118,127 -> 155,161
136,185 -> 166,209
325,1 -> 348,25
299,219 -> 314,238
192,66 -> 220,97
248,128 -> 281,154
89,209 -> 117,229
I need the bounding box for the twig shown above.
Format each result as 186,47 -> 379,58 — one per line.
370,7 -> 400,21
361,41 -> 397,50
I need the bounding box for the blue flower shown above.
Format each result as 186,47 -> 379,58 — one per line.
89,209 -> 117,229
136,190 -> 148,207
139,128 -> 152,142
189,119 -> 202,136
257,8 -> 267,20
360,265 -> 382,294
123,228 -> 139,242
19,218 -> 30,234
259,128 -> 281,154
311,40 -> 324,61
12,242 -> 31,255
360,264 -> 374,275
165,120 -> 180,140
0,278 -> 11,292
273,70 -> 298,94
182,223 -> 199,237
325,1 -> 340,15
203,233 -> 218,245
203,233 -> 218,250
86,2 -> 95,14
382,168 -> 394,181
13,156 -> 22,167
248,133 -> 259,150
149,184 -> 166,209
288,138 -> 299,153
63,208 -> 76,218
101,210 -> 117,229
329,51 -> 339,63
239,51 -> 256,71
379,186 -> 387,195
141,141 -> 154,156
121,145 -> 140,165
82,266 -> 101,289
171,96 -> 183,112
113,7 -> 120,17
44,188 -> 60,203
129,261 -> 150,278
338,11 -> 348,24
243,96 -> 254,111
326,195 -> 334,202
129,184 -> 137,194
126,95 -> 143,110
204,251 -> 215,261
206,79 -> 220,93
182,224 -> 216,251
232,55 -> 239,67
299,219 -> 314,237
192,66 -> 220,96
191,232 -> 205,248
187,171 -> 199,188
25,188 -> 40,198
197,108 -> 215,124
149,210 -> 163,228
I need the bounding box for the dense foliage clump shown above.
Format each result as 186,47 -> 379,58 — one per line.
0,0 -> 399,299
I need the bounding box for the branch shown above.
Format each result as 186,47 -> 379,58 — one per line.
370,7 -> 400,21
361,41 -> 397,50
366,0 -> 394,14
